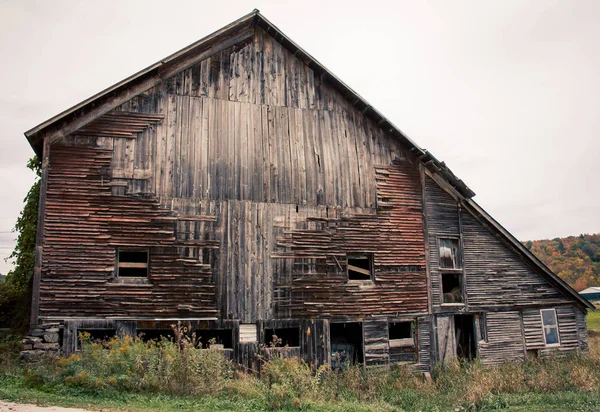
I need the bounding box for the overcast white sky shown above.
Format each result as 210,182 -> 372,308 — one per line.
1,0 -> 599,275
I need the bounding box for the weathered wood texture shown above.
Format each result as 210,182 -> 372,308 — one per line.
416,316 -> 432,372
424,176 -> 572,311
110,28 -> 403,208
477,311 -> 525,365
40,144 -> 219,319
523,305 -> 584,354
273,162 -> 427,317
364,318 -> 389,365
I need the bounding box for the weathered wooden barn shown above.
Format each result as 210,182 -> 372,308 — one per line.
23,10 -> 593,370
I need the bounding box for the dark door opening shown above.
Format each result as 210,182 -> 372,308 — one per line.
330,322 -> 364,368
454,314 -> 476,361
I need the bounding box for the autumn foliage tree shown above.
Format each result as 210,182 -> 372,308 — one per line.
525,234 -> 600,291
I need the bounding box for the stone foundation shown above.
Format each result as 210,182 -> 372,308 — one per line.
20,323 -> 61,362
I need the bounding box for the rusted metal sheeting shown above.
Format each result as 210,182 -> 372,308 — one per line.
40,144 -> 219,319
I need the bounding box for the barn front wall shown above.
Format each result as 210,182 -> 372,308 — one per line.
27,21 -> 590,372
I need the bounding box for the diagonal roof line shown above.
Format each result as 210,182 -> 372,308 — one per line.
24,9 -> 259,140
463,198 -> 595,310
24,10 -> 475,198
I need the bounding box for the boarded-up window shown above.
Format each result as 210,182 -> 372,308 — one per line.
117,250 -> 148,277
389,321 -> 414,348
439,238 -> 461,269
239,324 -> 257,343
541,309 -> 560,346
347,254 -> 373,281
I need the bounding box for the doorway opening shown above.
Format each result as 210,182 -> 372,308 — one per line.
330,322 -> 364,368
454,314 -> 476,360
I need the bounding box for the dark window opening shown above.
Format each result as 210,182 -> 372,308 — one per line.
330,322 -> 364,368
442,272 -> 463,303
264,328 -> 300,347
389,322 -> 412,340
117,250 -> 148,277
526,349 -> 539,360
454,314 -> 476,361
137,329 -> 175,342
195,329 -> 233,349
439,238 -> 461,269
347,254 -> 373,281
77,328 -> 117,350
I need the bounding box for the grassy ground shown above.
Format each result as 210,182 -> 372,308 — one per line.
0,315 -> 599,412
587,306 -> 600,332
1,372 -> 600,412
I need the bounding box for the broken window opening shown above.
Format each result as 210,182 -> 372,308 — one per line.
195,329 -> 233,349
117,249 -> 149,277
264,327 -> 300,347
347,254 -> 373,281
442,272 -> 463,303
388,321 -> 415,348
330,322 -> 364,368
454,314 -> 476,361
541,308 -> 560,346
439,238 -> 461,269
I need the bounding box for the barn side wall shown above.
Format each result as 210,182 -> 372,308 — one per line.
423,175 -> 588,366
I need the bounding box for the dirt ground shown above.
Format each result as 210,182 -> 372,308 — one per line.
0,401 -> 94,412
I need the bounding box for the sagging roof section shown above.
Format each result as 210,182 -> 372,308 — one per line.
24,9 -> 474,199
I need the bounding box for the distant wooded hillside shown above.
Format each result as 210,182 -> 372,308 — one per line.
524,234 -> 600,292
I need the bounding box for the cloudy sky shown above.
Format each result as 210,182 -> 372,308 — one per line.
1,0 -> 599,275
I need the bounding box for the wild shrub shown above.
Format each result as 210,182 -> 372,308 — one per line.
52,322 -> 233,396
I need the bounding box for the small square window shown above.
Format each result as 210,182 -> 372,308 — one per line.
439,238 -> 461,269
117,250 -> 148,278
541,309 -> 560,346
389,321 -> 415,348
347,254 -> 373,281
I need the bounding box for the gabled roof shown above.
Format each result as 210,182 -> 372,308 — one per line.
24,10 -> 594,311
24,9 -> 474,199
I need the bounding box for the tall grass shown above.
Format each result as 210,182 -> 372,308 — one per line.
12,331 -> 600,411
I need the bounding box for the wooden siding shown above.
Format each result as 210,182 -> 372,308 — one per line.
364,318 -> 389,365
110,28 -> 404,208
41,144 -> 219,319
416,316 -> 432,372
576,307 -> 589,351
38,26 -> 426,327
523,305 -> 583,354
461,211 -> 570,309
273,162 -> 427,318
423,177 -> 460,310
478,311 -> 525,365
424,176 -> 572,311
